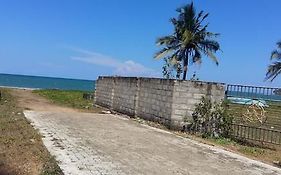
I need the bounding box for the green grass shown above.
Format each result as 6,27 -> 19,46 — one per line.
34,89 -> 94,109
228,102 -> 281,130
238,146 -> 265,157
0,89 -> 63,174
211,137 -> 236,146
210,137 -> 265,156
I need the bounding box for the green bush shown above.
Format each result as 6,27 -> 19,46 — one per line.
191,97 -> 233,138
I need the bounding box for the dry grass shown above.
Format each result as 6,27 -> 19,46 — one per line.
0,89 -> 63,175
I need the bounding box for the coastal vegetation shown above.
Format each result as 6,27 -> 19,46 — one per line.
33,89 -> 102,112
155,2 -> 220,80
185,94 -> 281,166
190,97 -> 233,138
0,88 -> 62,175
266,41 -> 281,81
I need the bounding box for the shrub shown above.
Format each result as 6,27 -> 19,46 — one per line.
191,97 -> 233,138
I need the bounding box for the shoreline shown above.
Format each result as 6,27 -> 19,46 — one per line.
0,86 -> 40,91
0,86 -> 92,92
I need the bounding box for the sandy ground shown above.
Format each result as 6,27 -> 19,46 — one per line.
12,89 -> 281,175
11,89 -> 76,112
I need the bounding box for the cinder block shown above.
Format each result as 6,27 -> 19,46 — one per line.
174,98 -> 188,104
180,92 -> 193,98
193,93 -> 204,99
173,109 -> 186,115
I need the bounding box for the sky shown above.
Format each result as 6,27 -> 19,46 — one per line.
0,0 -> 280,86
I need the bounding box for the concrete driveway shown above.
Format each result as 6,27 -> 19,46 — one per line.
24,110 -> 281,175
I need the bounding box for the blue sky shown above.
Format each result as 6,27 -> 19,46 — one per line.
0,0 -> 280,86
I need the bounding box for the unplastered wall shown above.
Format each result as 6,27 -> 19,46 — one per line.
95,76 -> 225,129
112,77 -> 138,116
95,77 -> 114,108
171,81 -> 226,127
136,78 -> 174,125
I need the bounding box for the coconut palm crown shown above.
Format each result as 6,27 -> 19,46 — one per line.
154,2 -> 220,80
266,41 -> 281,81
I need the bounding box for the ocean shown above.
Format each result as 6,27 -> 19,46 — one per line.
0,73 -> 95,91
226,91 -> 281,101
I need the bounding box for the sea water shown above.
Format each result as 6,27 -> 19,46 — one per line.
0,73 -> 95,91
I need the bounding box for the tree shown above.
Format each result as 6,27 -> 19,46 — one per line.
154,2 -> 220,80
162,58 -> 182,79
266,41 -> 281,81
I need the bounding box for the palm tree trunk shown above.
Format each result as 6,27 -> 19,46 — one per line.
183,58 -> 188,80
183,66 -> 188,80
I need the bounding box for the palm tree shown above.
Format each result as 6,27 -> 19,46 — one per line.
266,41 -> 281,81
154,2 -> 220,80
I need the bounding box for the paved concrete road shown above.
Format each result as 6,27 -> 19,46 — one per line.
24,110 -> 281,175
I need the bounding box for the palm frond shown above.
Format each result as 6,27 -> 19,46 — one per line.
207,51 -> 219,65
154,47 -> 174,59
183,2 -> 196,30
266,40 -> 281,81
200,39 -> 220,52
170,18 -> 178,26
266,61 -> 281,81
156,36 -> 176,46
206,32 -> 220,38
192,48 -> 202,64
196,11 -> 204,24
271,50 -> 281,60
169,51 -> 181,65
196,12 -> 209,25
277,41 -> 281,49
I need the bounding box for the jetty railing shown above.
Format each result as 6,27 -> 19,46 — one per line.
225,84 -> 281,101
225,84 -> 281,145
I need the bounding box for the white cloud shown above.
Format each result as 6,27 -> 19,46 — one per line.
70,47 -> 160,77
71,56 -> 121,68
114,60 -> 158,76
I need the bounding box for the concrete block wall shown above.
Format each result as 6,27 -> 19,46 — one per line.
136,78 -> 174,125
171,81 -> 226,127
95,77 -> 114,108
112,77 -> 138,116
95,76 -> 225,129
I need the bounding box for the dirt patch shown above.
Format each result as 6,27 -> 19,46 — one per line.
10,89 -> 77,113
0,89 -> 63,175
